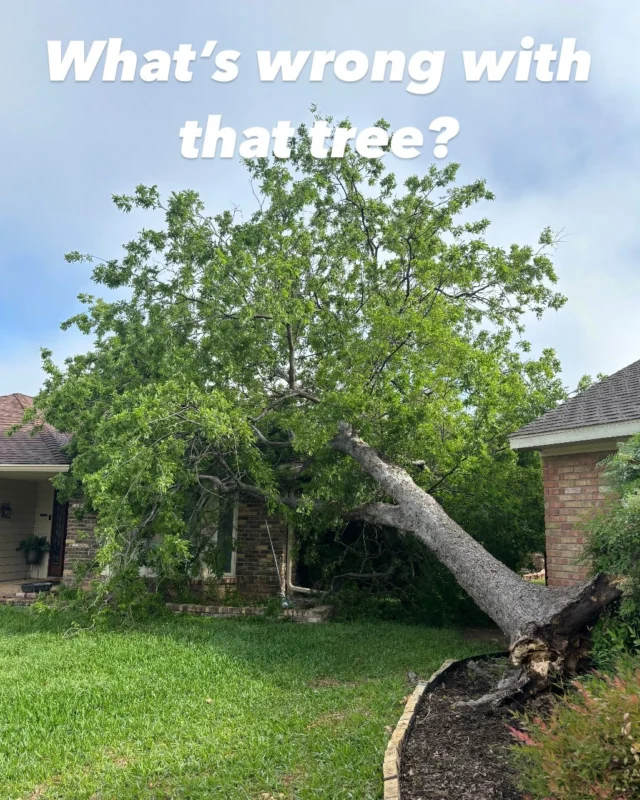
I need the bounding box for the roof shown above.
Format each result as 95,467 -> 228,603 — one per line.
511,359 -> 640,449
0,394 -> 70,466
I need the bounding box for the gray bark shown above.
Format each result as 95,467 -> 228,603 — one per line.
331,424 -> 620,678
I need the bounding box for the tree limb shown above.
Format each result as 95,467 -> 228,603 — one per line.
286,323 -> 296,389
349,502 -> 411,530
252,388 -> 320,423
250,424 -> 290,449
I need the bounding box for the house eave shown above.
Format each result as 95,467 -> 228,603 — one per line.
0,464 -> 69,472
0,464 -> 70,481
509,419 -> 640,452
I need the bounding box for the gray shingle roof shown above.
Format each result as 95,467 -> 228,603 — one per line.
0,394 -> 70,466
512,359 -> 640,440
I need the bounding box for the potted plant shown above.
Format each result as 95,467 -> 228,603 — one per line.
16,535 -> 50,565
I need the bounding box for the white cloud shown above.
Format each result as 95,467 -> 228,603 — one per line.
485,156 -> 640,387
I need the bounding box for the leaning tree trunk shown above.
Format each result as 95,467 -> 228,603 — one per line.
331,425 -> 620,697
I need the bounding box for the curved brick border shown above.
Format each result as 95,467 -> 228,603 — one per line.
382,650 -> 508,800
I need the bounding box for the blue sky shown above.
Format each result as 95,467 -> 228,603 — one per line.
1,1 -> 639,395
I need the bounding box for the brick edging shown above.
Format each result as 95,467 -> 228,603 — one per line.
166,602 -> 334,623
0,598 -> 334,624
382,650 -> 509,800
166,602 -> 266,617
0,597 -> 36,607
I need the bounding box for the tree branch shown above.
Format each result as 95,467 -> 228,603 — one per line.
349,502 -> 411,530
250,425 -> 290,449
286,323 -> 296,389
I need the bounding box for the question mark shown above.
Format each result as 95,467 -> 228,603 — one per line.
429,116 -> 460,158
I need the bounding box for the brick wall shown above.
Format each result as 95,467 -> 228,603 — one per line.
61,497 -> 289,599
63,500 -> 100,578
235,500 -> 287,599
542,451 -> 613,587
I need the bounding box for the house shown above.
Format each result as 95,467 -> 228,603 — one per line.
510,359 -> 640,587
0,393 -> 294,599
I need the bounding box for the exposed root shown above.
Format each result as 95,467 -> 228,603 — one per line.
510,633 -> 591,680
455,667 -> 539,711
458,577 -> 621,712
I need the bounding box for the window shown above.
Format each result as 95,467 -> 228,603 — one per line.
216,501 -> 236,576
200,497 -> 237,578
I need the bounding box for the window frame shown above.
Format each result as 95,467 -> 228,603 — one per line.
200,498 -> 238,579
216,500 -> 238,578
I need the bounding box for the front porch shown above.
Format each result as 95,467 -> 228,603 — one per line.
0,468 -> 69,588
0,581 -> 28,598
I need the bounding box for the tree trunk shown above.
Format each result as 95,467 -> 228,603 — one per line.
331,425 -> 620,688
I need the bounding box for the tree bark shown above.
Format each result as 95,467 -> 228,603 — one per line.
331,424 -> 620,684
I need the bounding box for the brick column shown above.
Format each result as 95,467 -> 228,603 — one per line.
64,500 -> 100,578
542,451 -> 613,587
235,500 -> 287,599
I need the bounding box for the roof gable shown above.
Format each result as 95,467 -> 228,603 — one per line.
512,359 -> 640,442
0,394 -> 70,466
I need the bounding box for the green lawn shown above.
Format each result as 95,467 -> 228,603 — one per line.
0,607 -> 492,799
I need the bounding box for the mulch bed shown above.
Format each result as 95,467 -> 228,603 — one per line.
401,657 -> 531,799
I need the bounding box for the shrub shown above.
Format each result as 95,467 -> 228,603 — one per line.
590,606 -> 640,672
586,433 -> 640,667
35,567 -> 167,627
513,665 -> 640,799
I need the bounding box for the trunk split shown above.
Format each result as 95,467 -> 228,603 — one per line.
331,424 -> 620,693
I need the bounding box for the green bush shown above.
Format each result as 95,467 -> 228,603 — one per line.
590,606 -> 640,672
513,665 -> 640,799
36,567 -> 167,626
586,433 -> 640,667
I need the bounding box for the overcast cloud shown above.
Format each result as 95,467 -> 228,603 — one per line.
1,0 -> 638,395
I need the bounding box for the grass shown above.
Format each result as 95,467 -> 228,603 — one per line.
0,607 -> 493,799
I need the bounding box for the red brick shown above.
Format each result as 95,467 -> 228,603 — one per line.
541,451 -> 613,587
64,497 -> 288,601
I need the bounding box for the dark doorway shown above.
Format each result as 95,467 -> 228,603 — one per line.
47,493 -> 68,578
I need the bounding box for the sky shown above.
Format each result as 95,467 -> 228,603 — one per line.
1,0 -> 639,396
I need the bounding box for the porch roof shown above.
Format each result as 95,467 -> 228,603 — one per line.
0,394 -> 70,471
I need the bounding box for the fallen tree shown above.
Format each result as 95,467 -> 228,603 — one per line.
332,424 -> 620,696
31,116 -> 619,689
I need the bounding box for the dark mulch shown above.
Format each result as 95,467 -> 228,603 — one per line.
401,658 -> 526,800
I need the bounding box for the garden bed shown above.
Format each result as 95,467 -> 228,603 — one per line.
393,655 -> 543,800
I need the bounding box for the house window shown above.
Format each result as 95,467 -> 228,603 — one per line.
216,501 -> 237,577
200,497 -> 237,578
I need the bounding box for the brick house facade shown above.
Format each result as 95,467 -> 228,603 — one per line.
63,498 -> 288,599
541,450 -> 613,587
63,502 -> 100,578
511,359 -> 640,586
235,501 -> 288,598
1,393 -> 292,599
